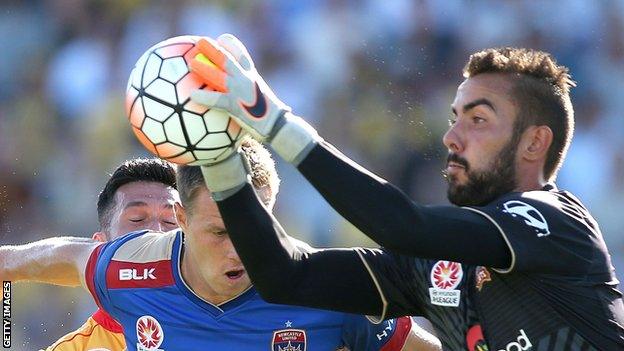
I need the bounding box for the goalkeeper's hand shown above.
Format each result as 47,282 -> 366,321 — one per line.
189,34 -> 287,141
189,34 -> 322,165
200,147 -> 250,202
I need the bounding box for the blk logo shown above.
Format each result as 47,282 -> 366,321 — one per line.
119,268 -> 156,281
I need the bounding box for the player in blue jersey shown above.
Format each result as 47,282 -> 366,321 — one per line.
85,138 -> 439,350
2,139 -> 441,350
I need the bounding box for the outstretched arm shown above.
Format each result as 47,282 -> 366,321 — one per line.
190,34 -> 511,268
217,183 -> 384,315
295,140 -> 511,268
0,237 -> 100,287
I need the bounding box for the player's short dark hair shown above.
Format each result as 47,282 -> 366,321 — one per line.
97,158 -> 177,232
177,137 -> 279,214
463,47 -> 576,180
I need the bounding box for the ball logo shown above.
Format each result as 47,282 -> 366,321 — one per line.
502,200 -> 550,237
431,261 -> 463,290
136,315 -> 164,350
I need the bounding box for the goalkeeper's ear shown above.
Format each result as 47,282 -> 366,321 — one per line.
217,33 -> 253,71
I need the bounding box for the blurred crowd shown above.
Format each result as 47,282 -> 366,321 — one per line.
1,0 -> 624,349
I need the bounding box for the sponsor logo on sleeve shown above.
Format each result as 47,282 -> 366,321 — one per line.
502,200 -> 550,237
475,266 -> 492,291
429,261 -> 463,307
272,329 -> 306,351
136,315 -> 164,351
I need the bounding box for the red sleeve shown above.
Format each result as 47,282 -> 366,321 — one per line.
381,316 -> 412,351
85,244 -> 105,309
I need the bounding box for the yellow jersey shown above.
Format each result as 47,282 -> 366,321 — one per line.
45,309 -> 125,351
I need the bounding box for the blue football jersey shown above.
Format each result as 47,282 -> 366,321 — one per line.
85,230 -> 411,350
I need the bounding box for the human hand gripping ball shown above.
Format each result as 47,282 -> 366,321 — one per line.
188,34 -> 289,142
190,34 -> 322,165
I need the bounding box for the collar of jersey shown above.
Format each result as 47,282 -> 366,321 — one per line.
171,230 -> 257,317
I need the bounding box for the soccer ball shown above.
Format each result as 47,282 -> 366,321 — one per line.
125,35 -> 243,165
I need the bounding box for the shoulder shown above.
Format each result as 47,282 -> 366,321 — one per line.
102,230 -> 179,289
108,229 -> 178,262
466,185 -> 604,274
469,185 -> 597,239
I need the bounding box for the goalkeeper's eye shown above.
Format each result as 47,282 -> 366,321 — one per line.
448,118 -> 457,126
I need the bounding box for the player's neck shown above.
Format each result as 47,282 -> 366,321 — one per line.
513,174 -> 547,193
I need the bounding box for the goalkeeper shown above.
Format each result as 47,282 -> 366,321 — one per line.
190,34 -> 624,350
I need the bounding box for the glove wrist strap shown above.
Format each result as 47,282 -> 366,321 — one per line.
201,152 -> 250,201
270,112 -> 322,166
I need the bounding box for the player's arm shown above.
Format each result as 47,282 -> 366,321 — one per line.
341,314 -> 441,351
0,237 -> 101,287
404,318 -> 441,351
190,34 -> 511,268
212,178 -> 415,319
295,141 -> 512,268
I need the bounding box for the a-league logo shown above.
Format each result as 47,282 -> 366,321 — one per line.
136,315 -> 164,351
429,261 -> 463,307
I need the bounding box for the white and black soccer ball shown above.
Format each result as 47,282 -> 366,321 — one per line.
125,35 -> 243,165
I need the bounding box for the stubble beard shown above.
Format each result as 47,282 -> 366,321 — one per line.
445,139 -> 518,207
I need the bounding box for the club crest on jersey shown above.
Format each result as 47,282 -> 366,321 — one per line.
502,200 -> 550,237
272,329 -> 306,351
475,266 -> 492,291
136,315 -> 164,351
429,261 -> 463,307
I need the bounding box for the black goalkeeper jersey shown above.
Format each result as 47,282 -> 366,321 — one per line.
361,253 -> 483,350
360,185 -> 623,350
216,142 -> 624,351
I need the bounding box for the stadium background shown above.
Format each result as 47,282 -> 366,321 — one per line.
1,0 -> 623,349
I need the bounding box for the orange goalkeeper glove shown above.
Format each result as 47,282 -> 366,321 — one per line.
189,34 -> 322,165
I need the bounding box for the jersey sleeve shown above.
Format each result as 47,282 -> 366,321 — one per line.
84,231 -> 149,316
44,315 -> 125,351
84,241 -> 117,314
341,315 -> 412,351
357,248 -> 434,321
466,190 -> 596,274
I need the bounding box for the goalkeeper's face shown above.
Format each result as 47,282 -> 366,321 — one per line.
443,74 -> 519,206
175,187 -> 251,305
